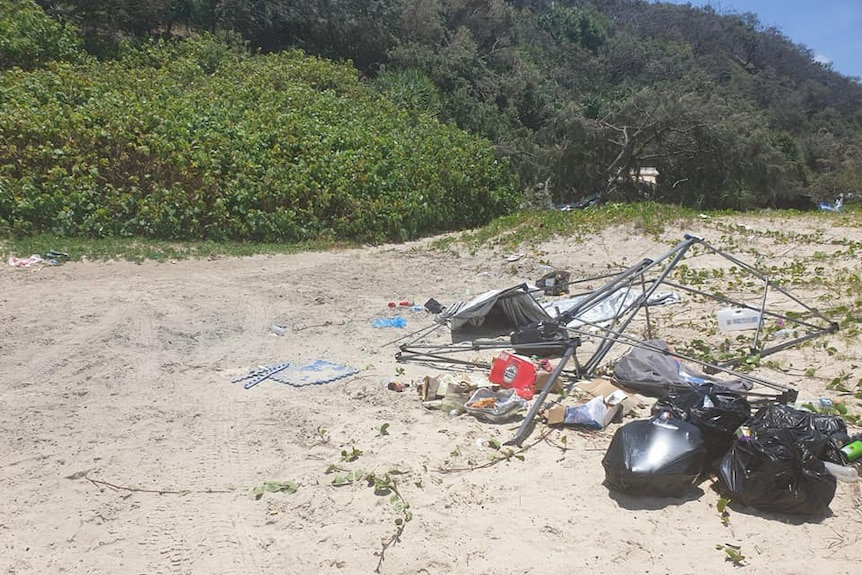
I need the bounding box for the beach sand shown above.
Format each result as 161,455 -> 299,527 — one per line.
2,213 -> 860,574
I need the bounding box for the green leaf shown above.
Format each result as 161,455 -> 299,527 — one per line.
263,480 -> 298,494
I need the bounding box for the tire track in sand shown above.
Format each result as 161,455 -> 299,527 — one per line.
140,365 -> 265,574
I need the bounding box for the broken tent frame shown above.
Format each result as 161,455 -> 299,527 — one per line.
396,234 -> 839,441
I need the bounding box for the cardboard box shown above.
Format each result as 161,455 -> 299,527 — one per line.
533,370 -> 562,392
575,378 -> 643,415
544,401 -> 622,429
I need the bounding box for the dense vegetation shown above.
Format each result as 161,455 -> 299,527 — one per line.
0,2 -> 517,242
2,0 -> 861,243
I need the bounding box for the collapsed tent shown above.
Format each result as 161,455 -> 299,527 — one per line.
397,234 -> 839,444
437,284 -> 551,342
545,290 -> 681,329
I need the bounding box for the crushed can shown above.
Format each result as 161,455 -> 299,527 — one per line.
840,440 -> 862,463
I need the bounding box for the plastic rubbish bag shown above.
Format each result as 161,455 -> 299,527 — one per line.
715,426 -> 836,516
373,317 -> 406,329
651,383 -> 751,461
748,403 -> 849,464
560,396 -> 607,430
602,412 -> 707,497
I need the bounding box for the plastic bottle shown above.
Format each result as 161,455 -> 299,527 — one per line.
271,324 -> 285,336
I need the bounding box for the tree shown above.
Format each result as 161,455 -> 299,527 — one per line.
1,0 -> 83,69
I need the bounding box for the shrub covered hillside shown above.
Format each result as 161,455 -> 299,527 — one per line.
0,34 -> 518,243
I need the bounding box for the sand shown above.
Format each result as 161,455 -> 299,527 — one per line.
1,213 -> 860,575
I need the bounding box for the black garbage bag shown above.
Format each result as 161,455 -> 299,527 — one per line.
651,384 -> 751,462
602,412 -> 707,497
715,426 -> 836,516
748,403 -> 849,464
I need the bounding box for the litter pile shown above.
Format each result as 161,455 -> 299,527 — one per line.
233,234 -> 860,520
389,234 -> 860,518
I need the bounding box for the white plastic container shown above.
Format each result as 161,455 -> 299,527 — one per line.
716,307 -> 762,332
823,461 -> 859,483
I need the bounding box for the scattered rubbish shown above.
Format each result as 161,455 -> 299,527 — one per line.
232,360 -> 357,389
554,194 -> 598,211
612,340 -> 754,399
423,298 -> 444,314
433,284 -> 550,342
715,403 -> 846,516
385,234 -> 849,512
716,307 -> 762,332
575,378 -> 645,416
488,351 -> 538,400
505,253 -> 524,262
8,254 -> 53,268
373,317 -> 407,329
386,379 -> 408,392
841,439 -> 862,462
823,461 -> 859,483
269,360 -> 358,387
7,250 -> 69,268
818,193 -> 844,212
544,396 -> 613,430
717,427 -> 837,516
232,362 -> 292,390
510,320 -> 573,358
464,388 -> 526,424
418,374 -> 480,416
388,300 -> 413,308
651,383 -> 752,461
535,269 -> 571,296
399,235 -> 829,409
271,324 -> 286,336
771,328 -> 791,340
602,411 -> 707,497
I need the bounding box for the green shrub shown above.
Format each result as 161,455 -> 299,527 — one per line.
0,35 -> 519,242
0,0 -> 84,70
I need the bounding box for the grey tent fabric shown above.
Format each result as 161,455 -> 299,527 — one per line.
612,340 -> 685,396
543,289 -> 681,328
440,284 -> 551,342
612,340 -> 753,397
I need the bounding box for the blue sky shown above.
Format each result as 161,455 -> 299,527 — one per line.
659,1 -> 862,80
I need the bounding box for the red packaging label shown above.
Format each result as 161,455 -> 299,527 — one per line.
489,351 -> 537,393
